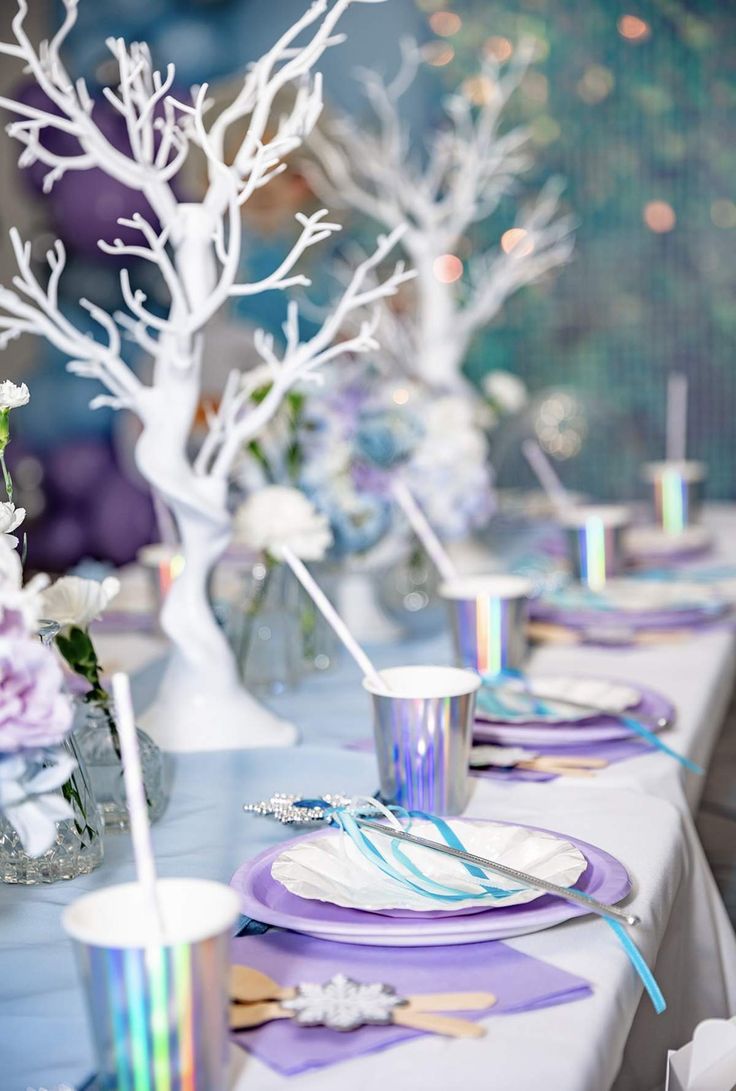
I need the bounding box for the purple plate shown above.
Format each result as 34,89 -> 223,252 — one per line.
474,679 -> 674,747
530,596 -> 726,632
230,821 -> 632,947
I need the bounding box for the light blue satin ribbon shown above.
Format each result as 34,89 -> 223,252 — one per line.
478,669 -> 552,719
330,806 -> 523,903
619,715 -> 702,774
324,801 -> 666,1014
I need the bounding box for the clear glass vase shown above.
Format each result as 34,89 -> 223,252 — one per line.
377,545 -> 445,639
74,699 -> 168,831
299,562 -> 341,675
0,733 -> 104,885
230,561 -> 304,695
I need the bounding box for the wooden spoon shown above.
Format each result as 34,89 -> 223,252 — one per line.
230,1001 -> 293,1029
404,991 -> 495,1013
230,965 -> 295,1003
392,1009 -> 486,1038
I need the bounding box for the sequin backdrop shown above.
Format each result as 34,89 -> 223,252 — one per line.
444,0 -> 736,498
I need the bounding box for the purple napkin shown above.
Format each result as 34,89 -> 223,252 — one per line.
230,930 -> 591,1075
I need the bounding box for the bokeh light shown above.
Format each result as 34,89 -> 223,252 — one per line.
577,65 -> 614,104
535,394 -> 587,460
618,14 -> 651,41
643,200 -> 676,232
484,36 -> 513,63
501,228 -> 534,256
424,42 -> 455,66
392,388 -> 410,406
433,254 -> 464,283
428,11 -> 462,36
711,199 -> 736,229
462,74 -> 496,105
522,71 -> 549,104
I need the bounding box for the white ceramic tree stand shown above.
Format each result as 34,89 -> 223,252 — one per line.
307,39 -> 574,390
0,0 -> 413,751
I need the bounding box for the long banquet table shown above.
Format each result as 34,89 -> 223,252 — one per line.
3,508 -> 736,1091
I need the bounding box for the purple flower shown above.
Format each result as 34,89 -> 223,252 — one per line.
0,635 -> 72,752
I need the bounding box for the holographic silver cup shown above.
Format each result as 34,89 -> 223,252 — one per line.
63,878 -> 240,1091
364,665 -> 481,815
559,505 -> 631,592
642,460 -> 706,533
440,575 -> 533,678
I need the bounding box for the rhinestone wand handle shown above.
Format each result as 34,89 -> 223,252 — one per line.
354,818 -> 640,928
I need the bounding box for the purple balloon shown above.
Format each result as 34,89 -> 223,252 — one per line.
89,470 -> 156,564
45,439 -> 116,502
11,84 -> 159,255
29,513 -> 90,573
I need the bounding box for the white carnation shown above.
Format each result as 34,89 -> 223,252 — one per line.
0,536 -> 47,631
234,486 -> 333,561
0,502 -> 25,548
41,575 -> 120,629
482,370 -> 527,414
0,380 -> 30,410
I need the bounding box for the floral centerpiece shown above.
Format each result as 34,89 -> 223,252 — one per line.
230,485 -> 335,691
40,574 -> 167,828
0,536 -> 103,881
231,359 -> 526,639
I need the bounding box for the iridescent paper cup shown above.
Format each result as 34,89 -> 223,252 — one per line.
559,505 -> 631,591
440,575 -> 533,677
63,878 -> 239,1091
364,665 -> 481,815
642,460 -> 706,533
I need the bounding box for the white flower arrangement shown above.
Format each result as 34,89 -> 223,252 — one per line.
234,486 -> 333,562
40,575 -> 121,631
0,380 -> 29,410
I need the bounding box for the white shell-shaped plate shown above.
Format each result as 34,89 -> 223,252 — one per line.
271,819 -> 587,914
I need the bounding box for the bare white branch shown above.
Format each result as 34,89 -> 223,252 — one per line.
206,224 -> 415,479
0,228 -> 145,411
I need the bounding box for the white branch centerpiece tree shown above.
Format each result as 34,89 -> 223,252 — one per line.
0,0 -> 413,751
307,38 -> 574,390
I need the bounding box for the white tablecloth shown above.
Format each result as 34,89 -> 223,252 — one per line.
3,508 -> 736,1091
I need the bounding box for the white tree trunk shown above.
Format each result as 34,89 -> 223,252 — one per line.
413,257 -> 470,390
132,210 -> 297,750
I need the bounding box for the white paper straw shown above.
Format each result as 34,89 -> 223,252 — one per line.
391,479 -> 459,584
666,373 -> 688,462
111,672 -> 165,940
280,546 -> 390,694
522,440 -> 573,517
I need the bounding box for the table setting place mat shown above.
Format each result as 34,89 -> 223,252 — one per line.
228,925 -> 593,1075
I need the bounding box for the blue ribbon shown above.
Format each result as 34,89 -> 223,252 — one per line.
479,669 -> 552,719
604,919 -> 666,1014
330,807 -> 522,903
620,715 -> 702,774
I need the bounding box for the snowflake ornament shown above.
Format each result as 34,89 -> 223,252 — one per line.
281,974 -> 405,1031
